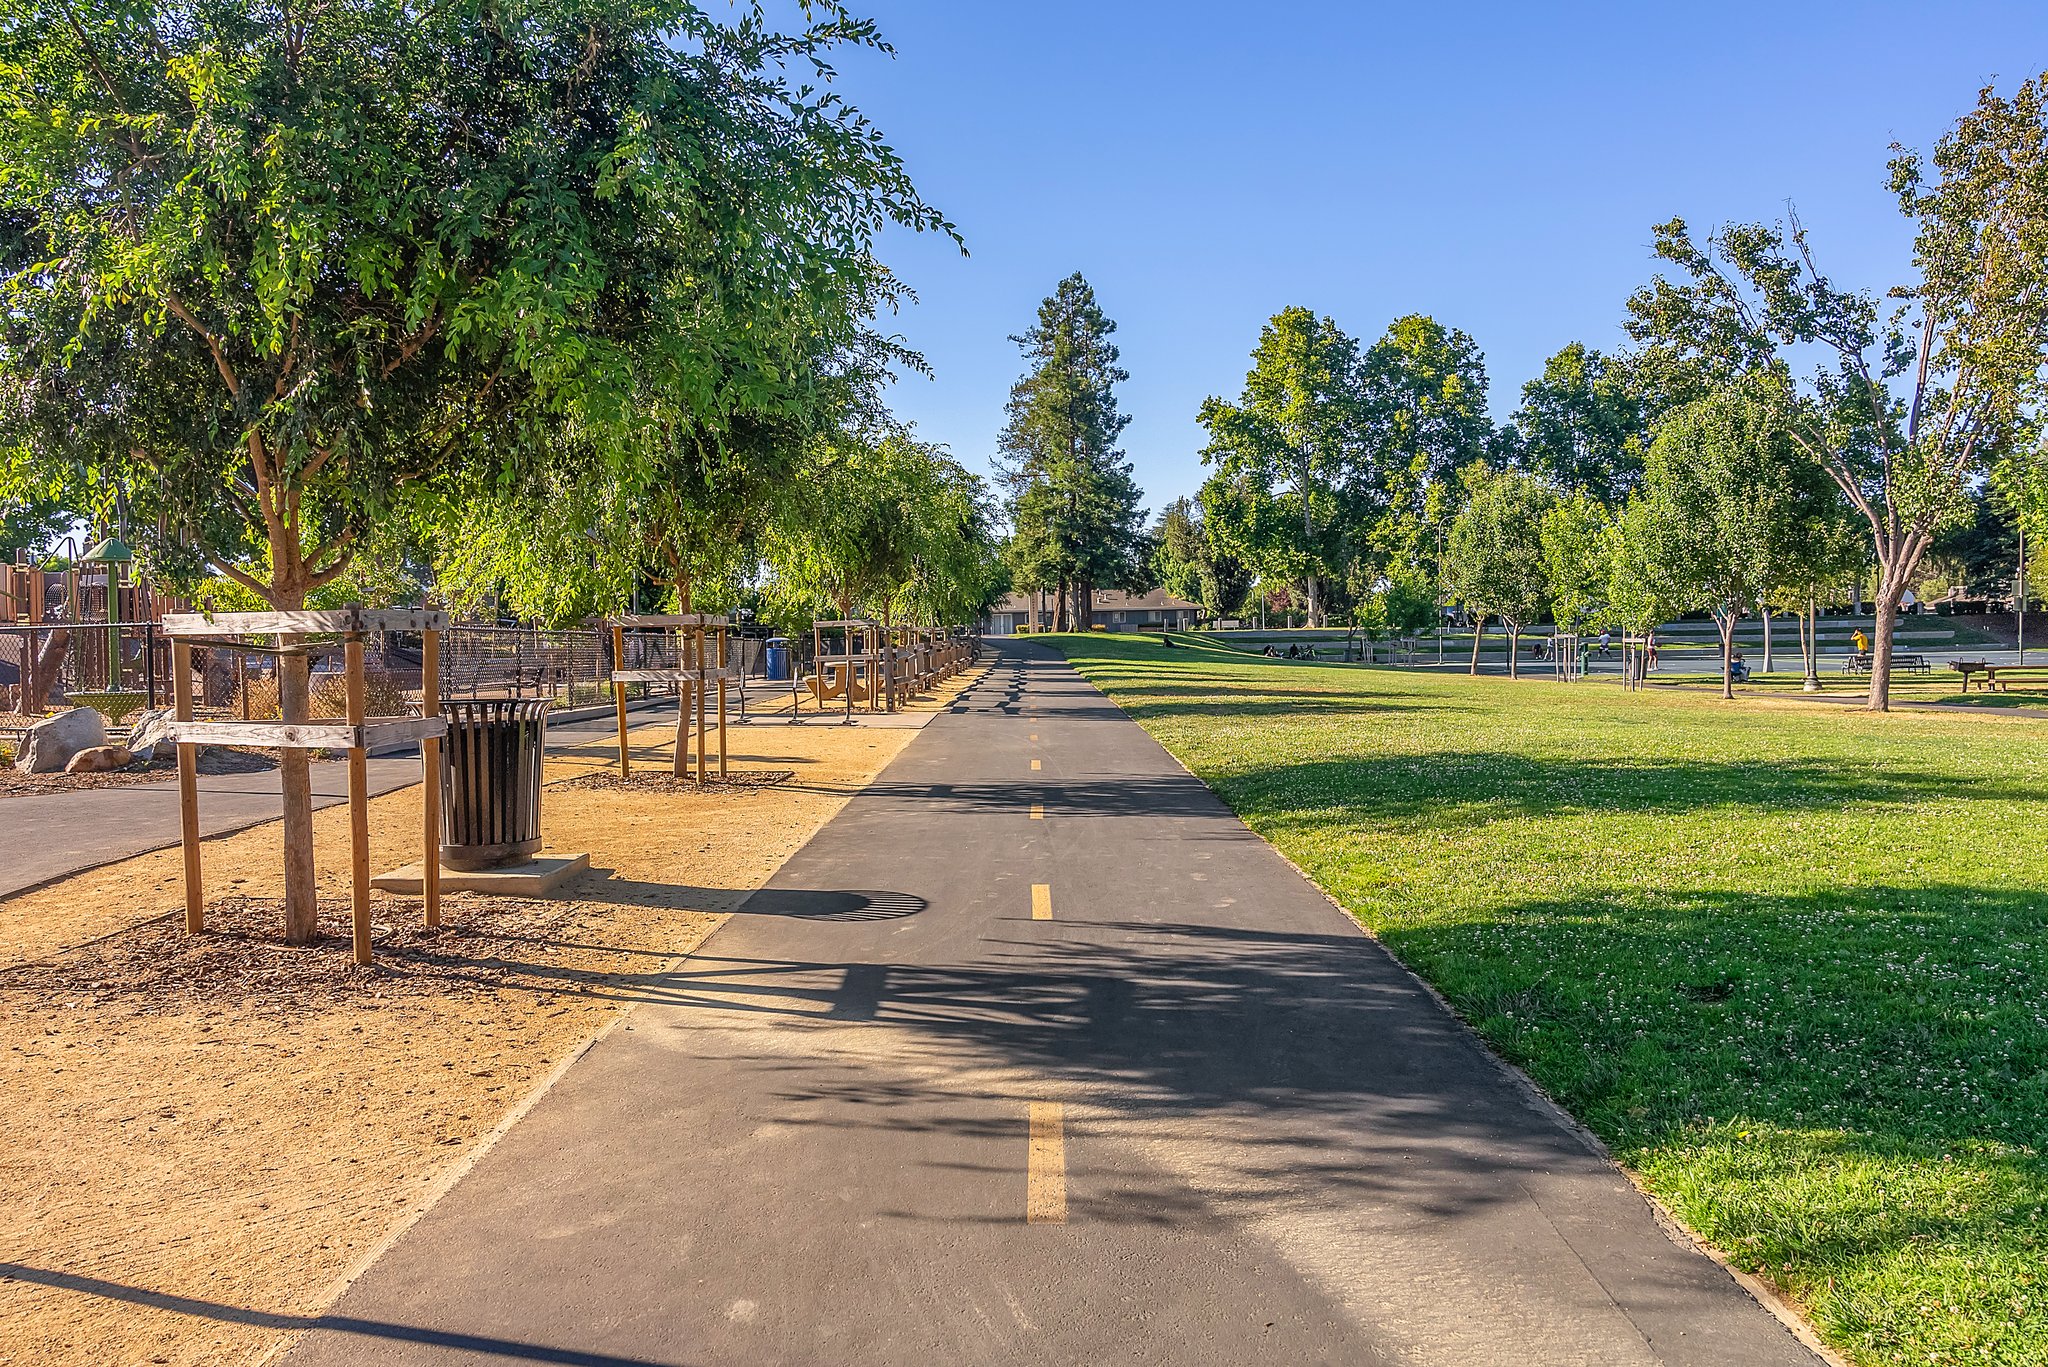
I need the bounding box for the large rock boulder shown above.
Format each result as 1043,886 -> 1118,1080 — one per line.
65,745 -> 136,774
124,707 -> 179,763
14,706 -> 107,773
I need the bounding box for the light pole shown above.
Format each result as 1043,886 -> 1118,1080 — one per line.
2019,523 -> 2027,665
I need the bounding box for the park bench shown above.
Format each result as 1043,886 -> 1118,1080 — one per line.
1841,652 -> 1928,676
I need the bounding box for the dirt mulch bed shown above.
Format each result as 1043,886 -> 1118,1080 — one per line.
558,768 -> 795,794
0,746 -> 276,798
0,893 -> 596,1013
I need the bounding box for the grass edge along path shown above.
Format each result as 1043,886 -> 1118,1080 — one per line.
1047,634 -> 2045,1367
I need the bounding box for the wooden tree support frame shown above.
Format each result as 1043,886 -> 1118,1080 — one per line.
809,620 -> 880,721
160,609 -> 450,965
606,613 -> 739,783
805,621 -> 976,722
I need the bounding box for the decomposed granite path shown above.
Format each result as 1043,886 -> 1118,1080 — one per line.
281,640 -> 1821,1367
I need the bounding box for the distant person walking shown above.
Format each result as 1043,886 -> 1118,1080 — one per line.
1598,629 -> 1612,657
1853,628 -> 1871,655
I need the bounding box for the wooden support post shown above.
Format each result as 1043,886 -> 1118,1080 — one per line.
172,639 -> 204,935
693,624 -> 708,782
612,624 -> 631,776
422,628 -> 442,928
716,627 -> 729,777
345,634 -> 373,966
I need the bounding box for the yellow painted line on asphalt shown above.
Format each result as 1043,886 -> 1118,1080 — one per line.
1030,803 -> 1044,820
1031,883 -> 1053,920
1031,758 -> 1041,771
1030,732 -> 1038,741
1027,1102 -> 1067,1224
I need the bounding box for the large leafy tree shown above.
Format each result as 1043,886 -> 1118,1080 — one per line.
1197,306 -> 1371,626
769,428 -> 996,629
1539,491 -> 1612,636
1639,382 -> 1844,698
1444,465 -> 1553,676
1508,343 -> 1647,503
1627,76 -> 2048,709
0,0 -> 944,940
1362,314 -> 1496,579
1151,495 -> 1249,621
998,274 -> 1148,629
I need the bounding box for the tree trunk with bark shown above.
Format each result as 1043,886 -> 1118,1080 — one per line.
1760,603 -> 1773,675
1468,614 -> 1486,675
1868,583 -> 1903,711
1507,623 -> 1520,678
274,601 -> 319,944
1716,609 -> 1737,700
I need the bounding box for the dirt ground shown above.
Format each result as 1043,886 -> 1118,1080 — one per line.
0,746 -> 276,800
0,666 -> 979,1367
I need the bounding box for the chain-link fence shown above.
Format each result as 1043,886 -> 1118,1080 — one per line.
2,620 -> 835,739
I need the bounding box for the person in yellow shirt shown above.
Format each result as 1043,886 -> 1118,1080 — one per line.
1853,628 -> 1871,654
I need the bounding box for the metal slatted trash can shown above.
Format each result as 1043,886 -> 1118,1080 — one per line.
440,698 -> 551,870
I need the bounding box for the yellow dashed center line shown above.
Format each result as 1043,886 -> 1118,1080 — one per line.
1030,733 -> 1038,741
1031,883 -> 1052,920
1027,1102 -> 1067,1224
1030,803 -> 1044,820
1030,758 -> 1041,771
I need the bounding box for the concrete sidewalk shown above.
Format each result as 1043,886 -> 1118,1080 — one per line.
280,642 -> 1821,1366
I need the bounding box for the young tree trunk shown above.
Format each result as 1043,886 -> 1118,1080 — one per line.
1304,573 -> 1320,630
1468,614 -> 1486,675
270,573 -> 319,944
1868,583 -> 1902,711
1760,603 -> 1773,675
1507,623 -> 1520,678
1717,610 -> 1736,700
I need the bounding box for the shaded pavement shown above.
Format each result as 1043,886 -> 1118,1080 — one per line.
274,642 -> 1819,1366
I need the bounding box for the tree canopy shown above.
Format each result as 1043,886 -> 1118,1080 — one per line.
1626,76 -> 2048,707
999,274 -> 1149,629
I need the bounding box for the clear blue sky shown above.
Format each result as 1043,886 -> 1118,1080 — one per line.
828,2 -> 2048,514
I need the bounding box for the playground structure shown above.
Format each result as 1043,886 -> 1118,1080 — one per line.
607,613 -> 738,781
0,554 -> 194,718
159,609 -> 450,966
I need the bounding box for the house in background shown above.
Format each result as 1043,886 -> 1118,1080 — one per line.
983,588 -> 1204,636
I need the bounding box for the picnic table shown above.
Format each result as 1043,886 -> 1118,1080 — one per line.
1953,660 -> 2009,692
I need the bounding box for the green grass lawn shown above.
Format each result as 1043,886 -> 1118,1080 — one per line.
1051,633 -> 2046,1367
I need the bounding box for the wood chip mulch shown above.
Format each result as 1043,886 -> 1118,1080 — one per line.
0,894 -> 598,1014
0,747 -> 277,799
558,769 -> 795,794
